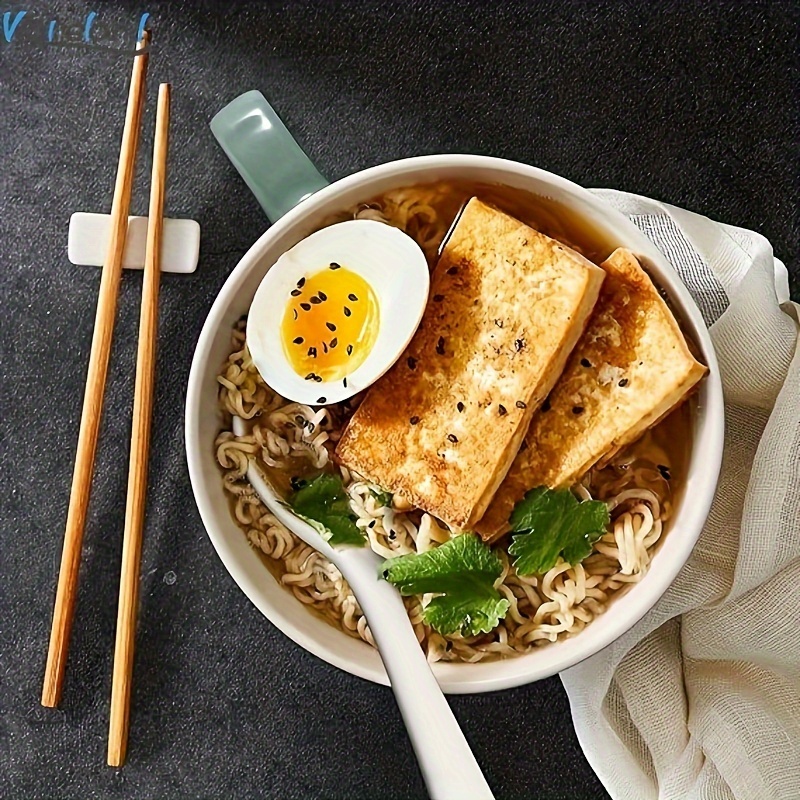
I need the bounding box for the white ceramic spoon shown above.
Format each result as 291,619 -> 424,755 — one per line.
233,417 -> 494,800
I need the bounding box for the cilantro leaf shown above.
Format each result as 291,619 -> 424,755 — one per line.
369,488 -> 394,508
508,487 -> 609,575
423,592 -> 509,639
289,473 -> 365,547
380,534 -> 509,637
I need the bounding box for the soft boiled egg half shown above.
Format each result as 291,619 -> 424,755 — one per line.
246,220 -> 430,405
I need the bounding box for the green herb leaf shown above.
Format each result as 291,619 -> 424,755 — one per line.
290,473 -> 365,547
369,488 -> 394,508
380,534 -> 509,637
508,487 -> 609,575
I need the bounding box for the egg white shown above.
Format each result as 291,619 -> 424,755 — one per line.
247,219 -> 430,405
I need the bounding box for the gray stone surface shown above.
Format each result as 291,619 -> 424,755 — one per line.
0,1 -> 796,798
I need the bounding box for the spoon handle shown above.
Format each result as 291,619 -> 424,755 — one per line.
234,443 -> 493,798
339,551 -> 495,800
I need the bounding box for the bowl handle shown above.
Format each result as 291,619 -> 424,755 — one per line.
210,90 -> 330,223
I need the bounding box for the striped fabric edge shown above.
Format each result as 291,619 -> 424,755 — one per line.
629,213 -> 729,327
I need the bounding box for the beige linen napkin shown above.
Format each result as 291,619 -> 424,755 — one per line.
562,190 -> 800,800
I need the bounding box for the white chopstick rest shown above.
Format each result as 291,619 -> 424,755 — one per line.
68,212 -> 200,274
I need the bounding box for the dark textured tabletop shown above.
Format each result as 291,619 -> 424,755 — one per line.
1,2 -> 797,798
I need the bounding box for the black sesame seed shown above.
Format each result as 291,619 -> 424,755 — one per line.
436,336 -> 445,355
308,347 -> 317,357
300,302 -> 311,311
498,404 -> 507,416
307,422 -> 316,433
293,336 -> 304,345
542,398 -> 551,412
330,262 -> 341,270
310,296 -> 322,305
322,342 -> 328,354
304,373 -> 315,381
317,396 -> 327,404
516,400 -> 527,409
433,294 -> 444,302
326,321 -> 336,332
344,306 -> 352,317
346,344 -> 353,355
368,519 -> 376,528
446,266 -> 458,275
515,339 -> 524,351
388,530 -> 396,540
618,378 -> 629,387
330,337 -> 338,348
291,289 -> 302,297
457,401 -> 465,413
293,309 -> 298,320
318,291 -> 327,301
410,415 -> 420,425
314,375 -> 323,383
407,356 -> 417,370
348,293 -> 358,302
580,358 -> 592,368
297,277 -> 306,288
343,377 -> 347,388
572,406 -> 585,415
447,433 -> 458,443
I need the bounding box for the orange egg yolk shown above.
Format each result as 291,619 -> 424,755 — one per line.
280,263 -> 379,383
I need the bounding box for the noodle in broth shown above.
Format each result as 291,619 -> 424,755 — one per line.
215,183 -> 683,664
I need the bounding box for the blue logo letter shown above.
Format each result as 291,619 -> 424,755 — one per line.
136,12 -> 149,43
83,11 -> 97,43
3,10 -> 27,42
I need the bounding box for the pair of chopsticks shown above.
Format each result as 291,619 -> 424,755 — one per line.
41,30 -> 170,767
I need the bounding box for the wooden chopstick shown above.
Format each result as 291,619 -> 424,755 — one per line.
107,82 -> 171,768
42,31 -> 151,709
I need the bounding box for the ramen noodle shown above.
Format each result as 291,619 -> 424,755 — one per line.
215,183 -> 683,663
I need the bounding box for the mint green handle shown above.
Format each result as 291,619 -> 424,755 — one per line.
210,90 -> 329,223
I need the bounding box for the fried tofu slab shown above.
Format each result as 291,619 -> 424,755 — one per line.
476,247 -> 708,541
335,198 -> 605,530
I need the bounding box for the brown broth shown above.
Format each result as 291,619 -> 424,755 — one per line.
229,179 -> 701,648
587,399 -> 693,514
420,179 -> 615,264
256,179 -> 697,520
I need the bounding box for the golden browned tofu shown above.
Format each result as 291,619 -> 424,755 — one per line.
335,198 -> 605,530
477,248 -> 708,541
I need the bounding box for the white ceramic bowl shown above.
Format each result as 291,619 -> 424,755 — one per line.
186,155 -> 724,694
